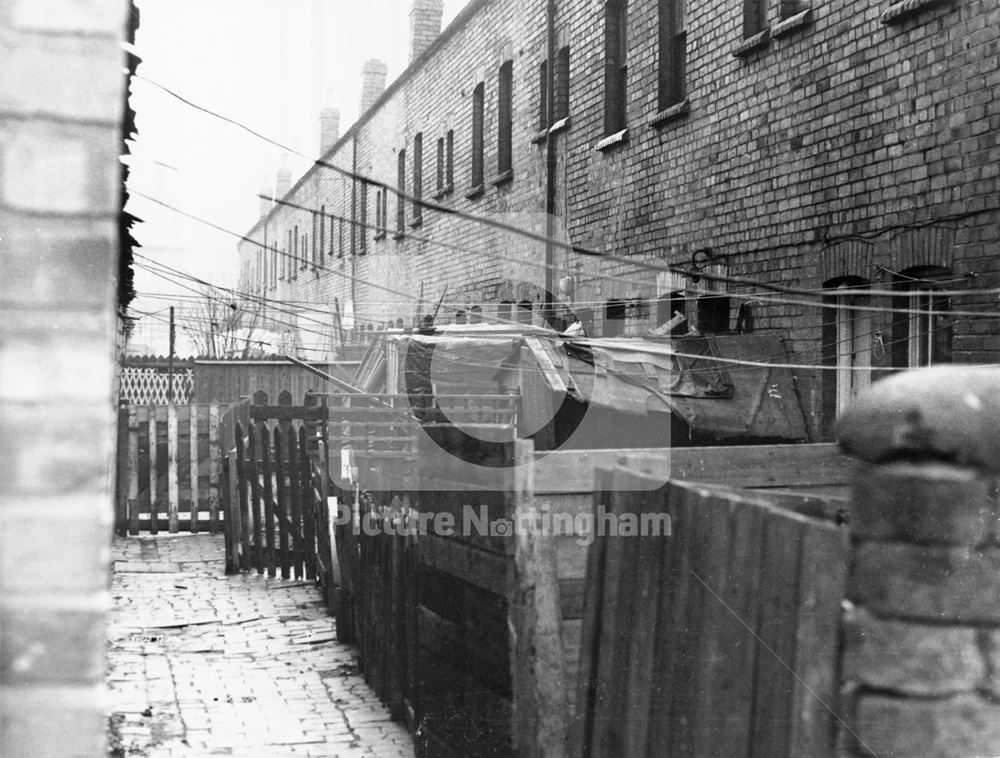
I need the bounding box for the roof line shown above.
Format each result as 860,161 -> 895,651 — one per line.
247,0 -> 493,239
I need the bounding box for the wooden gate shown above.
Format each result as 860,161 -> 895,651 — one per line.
117,403 -> 230,534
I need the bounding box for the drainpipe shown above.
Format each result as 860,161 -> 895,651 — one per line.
350,136 -> 358,303
543,0 -> 557,328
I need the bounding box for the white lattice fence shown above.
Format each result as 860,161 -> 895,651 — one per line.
120,366 -> 194,404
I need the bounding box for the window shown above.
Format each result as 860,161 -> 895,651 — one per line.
329,213 -> 336,256
271,245 -> 277,288
302,232 -> 308,267
471,83 -> 485,189
538,59 -> 548,130
446,130 -> 454,190
359,182 -> 368,254
497,61 -> 513,178
311,211 -> 319,266
891,268 -> 952,368
396,149 -> 406,235
338,218 -> 345,258
413,133 -> 423,225
539,47 -> 570,132
743,0 -> 767,38
604,0 -> 628,135
436,137 -> 445,193
605,299 -> 626,336
319,206 -> 326,262
517,300 -> 533,325
780,0 -> 804,19
375,190 -> 385,239
822,279 -> 872,430
658,0 -> 686,110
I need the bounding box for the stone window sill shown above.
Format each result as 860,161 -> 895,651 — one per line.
648,99 -> 690,129
409,216 -> 423,229
374,231 -> 386,241
772,8 -> 812,38
491,169 -> 514,187
532,116 -> 571,145
732,28 -> 770,58
881,0 -> 951,24
392,230 -> 405,241
465,184 -> 485,200
595,128 -> 629,152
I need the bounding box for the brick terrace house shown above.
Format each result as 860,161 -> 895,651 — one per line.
239,0 -> 1000,440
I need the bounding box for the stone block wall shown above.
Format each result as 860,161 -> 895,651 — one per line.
0,0 -> 127,755
838,367 -> 1000,757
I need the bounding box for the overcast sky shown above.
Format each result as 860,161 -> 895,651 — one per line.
126,0 -> 463,353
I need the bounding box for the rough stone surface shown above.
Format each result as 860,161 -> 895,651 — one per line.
853,694 -> 1000,758
107,534 -> 414,757
842,606 -> 984,696
848,461 -> 996,546
851,541 -> 1000,624
837,366 -> 1000,473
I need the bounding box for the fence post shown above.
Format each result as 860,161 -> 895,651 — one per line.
837,367 -> 1000,757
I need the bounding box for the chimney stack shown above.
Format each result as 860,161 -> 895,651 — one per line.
359,59 -> 388,116
410,0 -> 444,62
276,160 -> 292,199
319,107 -> 340,155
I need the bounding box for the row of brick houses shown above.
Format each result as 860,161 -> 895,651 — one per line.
239,0 -> 1000,439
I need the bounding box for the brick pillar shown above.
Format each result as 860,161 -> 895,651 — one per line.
0,0 -> 128,756
837,367 -> 1000,757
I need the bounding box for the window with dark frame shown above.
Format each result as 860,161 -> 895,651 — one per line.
538,59 -> 548,130
743,0 -> 767,38
891,267 -> 953,369
413,132 -> 423,225
446,129 -> 454,189
471,83 -> 484,189
658,0 -> 686,110
319,206 -> 326,262
359,182 -> 368,254
396,148 -> 406,234
780,0 -> 804,20
311,211 -> 318,266
329,213 -> 335,256
338,218 -> 345,258
375,190 -> 384,239
555,46 -> 570,122
497,61 -> 513,177
604,0 -> 628,135
436,137 -> 445,193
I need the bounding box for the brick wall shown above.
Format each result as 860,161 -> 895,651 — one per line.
241,0 -> 1000,438
0,0 -> 128,755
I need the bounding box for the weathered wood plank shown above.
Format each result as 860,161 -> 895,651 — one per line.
208,403 -> 220,533
261,421 -> 276,578
248,423 -> 263,574
274,427 -> 291,580
288,428 -> 304,580
127,407 -> 139,536
190,404 -> 199,532
234,423 -> 251,572
148,406 -> 158,535
749,511 -> 806,757
167,405 -> 180,533
418,533 -> 508,596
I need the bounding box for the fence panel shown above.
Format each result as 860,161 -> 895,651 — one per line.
118,403 -> 231,534
575,468 -> 849,758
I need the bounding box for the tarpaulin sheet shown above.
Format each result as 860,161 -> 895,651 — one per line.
382,331 -> 807,442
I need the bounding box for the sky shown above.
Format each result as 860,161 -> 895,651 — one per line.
126,0 -> 463,354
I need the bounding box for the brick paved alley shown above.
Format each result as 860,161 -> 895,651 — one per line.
106,534 -> 413,758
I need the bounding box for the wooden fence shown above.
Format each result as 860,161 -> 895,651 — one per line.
574,466 -> 847,758
116,402 -> 237,534
328,438 -> 850,758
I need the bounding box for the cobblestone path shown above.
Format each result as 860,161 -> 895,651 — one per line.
106,534 -> 413,758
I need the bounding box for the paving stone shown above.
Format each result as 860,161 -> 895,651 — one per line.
106,533 -> 413,757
